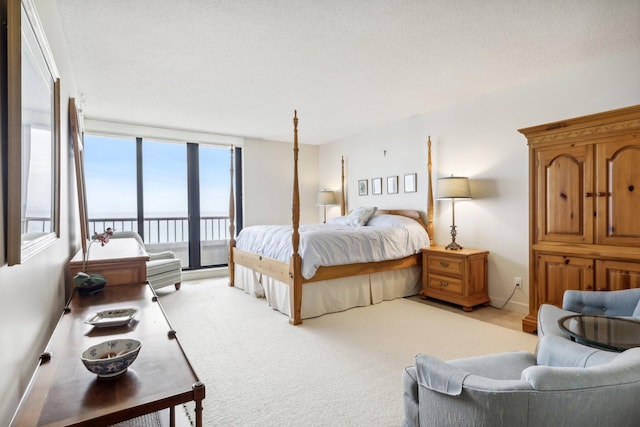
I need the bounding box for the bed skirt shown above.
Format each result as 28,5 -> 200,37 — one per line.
234,264 -> 421,319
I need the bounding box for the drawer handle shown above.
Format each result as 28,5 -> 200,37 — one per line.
439,281 -> 448,287
439,261 -> 449,268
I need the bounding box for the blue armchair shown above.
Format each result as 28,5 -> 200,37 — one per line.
538,288 -> 640,337
402,334 -> 640,427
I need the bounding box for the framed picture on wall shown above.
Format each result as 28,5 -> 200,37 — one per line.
372,177 -> 383,195
387,176 -> 398,194
358,179 -> 368,196
404,173 -> 417,193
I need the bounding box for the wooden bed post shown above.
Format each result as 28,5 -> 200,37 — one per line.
289,111 -> 303,325
341,156 -> 346,215
426,136 -> 435,246
228,146 -> 236,287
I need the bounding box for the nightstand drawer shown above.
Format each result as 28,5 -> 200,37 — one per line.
426,274 -> 463,295
427,255 -> 464,275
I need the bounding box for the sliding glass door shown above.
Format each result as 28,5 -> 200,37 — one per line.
84,134 -> 238,269
142,140 -> 189,265
198,145 -> 232,266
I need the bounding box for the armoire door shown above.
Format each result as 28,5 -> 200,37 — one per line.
596,137 -> 640,246
536,144 -> 594,244
537,254 -> 594,307
596,260 -> 640,291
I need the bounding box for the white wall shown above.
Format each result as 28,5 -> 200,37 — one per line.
319,48 -> 640,314
0,1 -> 80,425
243,138 -> 319,226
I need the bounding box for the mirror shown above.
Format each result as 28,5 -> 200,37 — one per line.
70,98 -> 89,255
7,0 -> 60,265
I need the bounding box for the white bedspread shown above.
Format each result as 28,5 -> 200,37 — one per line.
235,214 -> 430,279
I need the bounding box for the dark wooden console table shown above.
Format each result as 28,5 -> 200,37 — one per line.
10,283 -> 205,426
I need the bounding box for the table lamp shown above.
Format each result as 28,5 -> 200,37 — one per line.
316,190 -> 337,223
436,176 -> 472,250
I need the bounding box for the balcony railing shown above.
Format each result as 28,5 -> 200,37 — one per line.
23,217 -> 52,234
88,216 -> 231,268
22,216 -> 231,268
88,216 -> 231,244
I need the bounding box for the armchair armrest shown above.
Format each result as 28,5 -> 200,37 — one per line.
415,354 -> 469,396
523,347 -> 640,391
536,335 -> 618,368
415,351 -> 537,395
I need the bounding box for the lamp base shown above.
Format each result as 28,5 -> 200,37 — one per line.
445,223 -> 463,250
445,241 -> 463,250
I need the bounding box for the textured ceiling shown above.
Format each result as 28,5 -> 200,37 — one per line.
55,0 -> 640,144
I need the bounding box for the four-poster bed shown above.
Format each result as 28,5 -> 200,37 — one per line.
228,112 -> 435,325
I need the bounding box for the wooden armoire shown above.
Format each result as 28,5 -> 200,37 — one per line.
519,105 -> 640,333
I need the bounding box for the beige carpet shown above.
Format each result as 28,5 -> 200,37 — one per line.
157,278 -> 537,427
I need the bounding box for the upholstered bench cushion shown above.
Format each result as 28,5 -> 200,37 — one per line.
147,258 -> 182,290
147,258 -> 182,276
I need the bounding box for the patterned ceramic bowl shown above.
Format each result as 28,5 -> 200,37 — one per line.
81,339 -> 141,379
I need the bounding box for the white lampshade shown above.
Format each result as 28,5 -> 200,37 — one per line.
315,190 -> 337,206
436,176 -> 472,200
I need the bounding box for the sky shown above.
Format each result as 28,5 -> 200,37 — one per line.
83,134 -> 230,219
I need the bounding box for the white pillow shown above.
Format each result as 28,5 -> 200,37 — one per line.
326,207 -> 378,226
326,216 -> 352,226
366,213 -> 416,227
347,207 -> 377,226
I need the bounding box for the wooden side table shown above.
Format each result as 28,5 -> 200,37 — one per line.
421,246 -> 490,311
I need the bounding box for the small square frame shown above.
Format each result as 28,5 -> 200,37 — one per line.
387,176 -> 398,194
404,173 -> 417,193
372,177 -> 383,195
358,179 -> 368,196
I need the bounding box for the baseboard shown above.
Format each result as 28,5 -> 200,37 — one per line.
182,266 -> 228,281
490,297 -> 528,314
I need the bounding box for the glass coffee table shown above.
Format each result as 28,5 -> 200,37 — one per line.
558,314 -> 640,352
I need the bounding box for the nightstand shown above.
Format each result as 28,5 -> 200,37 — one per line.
421,246 -> 490,311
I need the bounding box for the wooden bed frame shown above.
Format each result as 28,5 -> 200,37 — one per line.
228,111 -> 434,325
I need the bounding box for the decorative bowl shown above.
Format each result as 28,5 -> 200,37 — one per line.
81,339 -> 142,379
74,272 -> 108,296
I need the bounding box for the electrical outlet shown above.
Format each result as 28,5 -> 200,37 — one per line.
514,277 -> 523,288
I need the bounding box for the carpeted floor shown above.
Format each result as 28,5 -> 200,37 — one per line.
157,278 -> 537,427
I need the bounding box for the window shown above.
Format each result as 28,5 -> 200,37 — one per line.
84,133 -> 240,269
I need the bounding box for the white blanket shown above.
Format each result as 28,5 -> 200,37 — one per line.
235,214 -> 430,279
